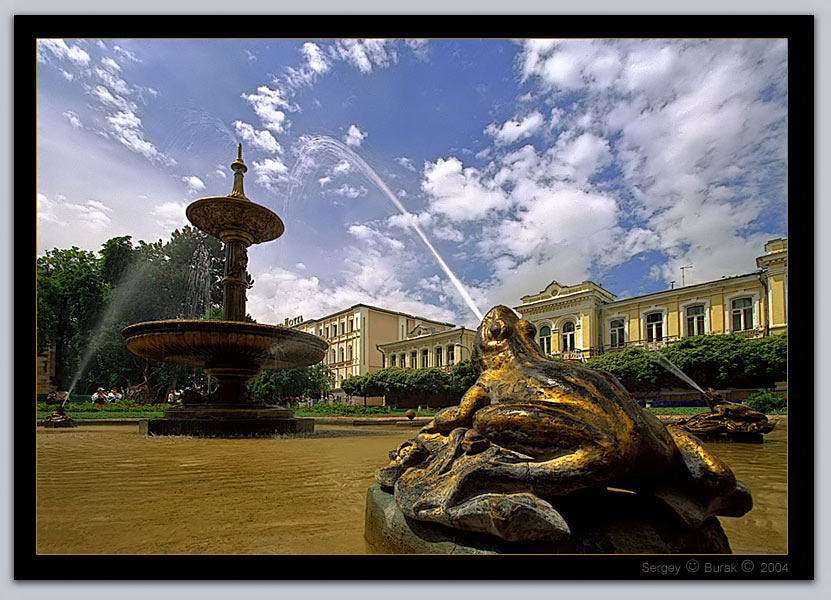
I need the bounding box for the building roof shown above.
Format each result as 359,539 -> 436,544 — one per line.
607,271 -> 763,305
293,302 -> 456,328
377,326 -> 473,350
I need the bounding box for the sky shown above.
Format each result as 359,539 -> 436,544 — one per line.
35,37 -> 788,329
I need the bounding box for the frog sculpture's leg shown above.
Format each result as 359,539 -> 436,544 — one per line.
471,401 -> 676,498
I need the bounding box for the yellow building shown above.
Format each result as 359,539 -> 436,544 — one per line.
377,325 -> 476,371
290,304 -> 455,389
515,239 -> 788,361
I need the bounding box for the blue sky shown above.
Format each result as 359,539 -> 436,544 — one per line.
36,38 -> 787,328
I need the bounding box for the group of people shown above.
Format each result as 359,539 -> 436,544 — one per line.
91,387 -> 123,404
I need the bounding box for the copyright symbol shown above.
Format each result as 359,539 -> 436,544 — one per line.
686,559 -> 700,573
741,560 -> 754,573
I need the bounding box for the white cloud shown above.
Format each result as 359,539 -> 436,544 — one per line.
405,39 -> 430,61
508,38 -> 786,291
251,157 -> 289,190
331,184 -> 368,199
233,120 -> 283,154
105,110 -> 175,165
151,201 -> 188,231
421,157 -> 510,222
285,42 -> 332,89
112,45 -> 141,63
395,156 -> 416,171
332,160 -> 352,175
332,39 -> 398,74
37,39 -> 91,67
37,193 -> 62,224
344,124 -> 368,147
242,85 -> 292,133
484,111 -> 545,146
63,110 -> 83,129
301,41 -> 330,75
182,176 -> 206,194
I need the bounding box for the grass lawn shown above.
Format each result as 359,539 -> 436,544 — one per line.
37,403 -> 781,420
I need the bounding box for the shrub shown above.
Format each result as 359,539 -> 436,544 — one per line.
744,390 -> 787,414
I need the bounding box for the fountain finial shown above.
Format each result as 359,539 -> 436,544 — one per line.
229,144 -> 248,199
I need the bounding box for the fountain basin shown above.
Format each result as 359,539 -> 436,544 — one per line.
122,319 -> 327,371
186,196 -> 284,244
122,320 -> 327,437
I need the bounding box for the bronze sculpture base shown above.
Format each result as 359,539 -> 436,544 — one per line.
139,412 -> 314,437
364,485 -> 731,554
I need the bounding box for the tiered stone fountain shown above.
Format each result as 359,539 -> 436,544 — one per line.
122,146 -> 327,437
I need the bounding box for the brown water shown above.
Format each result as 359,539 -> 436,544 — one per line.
35,421 -> 787,555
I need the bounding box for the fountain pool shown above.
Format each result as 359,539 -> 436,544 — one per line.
35,420 -> 787,555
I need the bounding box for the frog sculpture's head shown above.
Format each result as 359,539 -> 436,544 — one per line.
472,305 -> 547,373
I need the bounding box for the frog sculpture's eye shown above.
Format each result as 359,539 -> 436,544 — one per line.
488,318 -> 513,341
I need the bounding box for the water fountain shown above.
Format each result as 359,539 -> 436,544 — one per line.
649,351 -> 775,442
122,146 -> 327,437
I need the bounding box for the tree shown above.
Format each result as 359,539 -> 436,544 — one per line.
585,333 -> 788,392
36,247 -> 106,387
249,363 -> 334,401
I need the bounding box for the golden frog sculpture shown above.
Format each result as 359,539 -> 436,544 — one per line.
376,305 -> 752,544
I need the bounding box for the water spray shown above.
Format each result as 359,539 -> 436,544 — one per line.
648,351 -> 721,410
290,136 -> 484,322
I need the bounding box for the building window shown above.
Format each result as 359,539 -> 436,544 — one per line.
447,345 -> 455,365
331,349 -> 336,363
410,351 -> 417,368
349,318 -> 354,332
539,325 -> 552,354
686,305 -> 706,336
561,322 -> 575,351
340,347 -> 345,363
400,354 -> 406,367
421,349 -> 429,368
347,345 -> 353,361
325,326 -> 329,338
340,322 -> 345,335
390,354 -> 396,367
732,298 -> 754,331
646,313 -> 663,342
435,347 -> 442,368
610,319 -> 625,348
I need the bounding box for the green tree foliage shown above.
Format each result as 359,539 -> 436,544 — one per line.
37,227 -> 226,399
36,247 -> 107,387
248,363 -> 335,401
339,360 -> 478,407
585,333 -> 788,392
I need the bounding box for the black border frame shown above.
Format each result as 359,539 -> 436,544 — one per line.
16,13 -> 814,581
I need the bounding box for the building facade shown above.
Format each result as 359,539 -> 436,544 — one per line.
291,304 -> 455,388
515,238 -> 788,361
377,325 -> 476,372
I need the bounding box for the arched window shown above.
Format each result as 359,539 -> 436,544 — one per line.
400,354 -> 406,367
686,305 -> 706,336
410,351 -> 418,368
331,349 -> 336,363
539,326 -> 552,355
610,319 -> 625,348
561,322 -> 575,352
390,354 -> 396,367
421,349 -> 429,368
340,347 -> 345,363
347,345 -> 353,361
731,298 -> 753,331
435,347 -> 443,367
